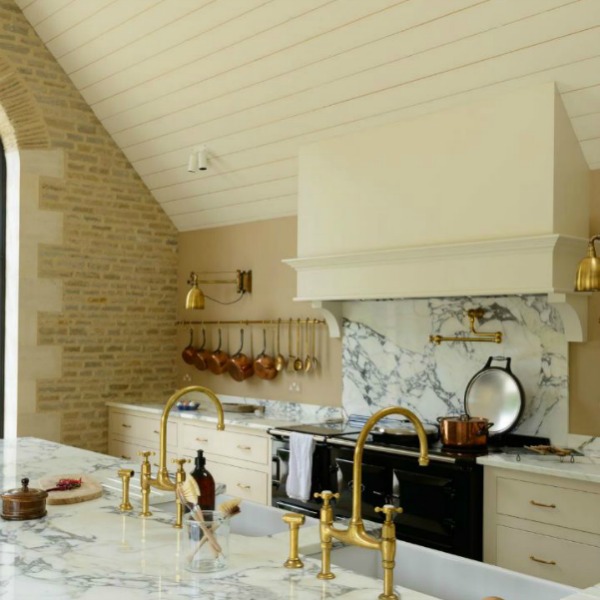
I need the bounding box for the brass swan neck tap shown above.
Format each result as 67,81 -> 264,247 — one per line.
315,406 -> 429,600
139,385 -> 225,523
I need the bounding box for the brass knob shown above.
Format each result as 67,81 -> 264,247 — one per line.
313,490 -> 339,507
282,512 -> 305,569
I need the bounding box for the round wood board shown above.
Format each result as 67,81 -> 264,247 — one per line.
38,474 -> 103,505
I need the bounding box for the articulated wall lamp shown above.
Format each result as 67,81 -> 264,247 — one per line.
187,145 -> 209,172
185,270 -> 252,310
574,235 -> 600,292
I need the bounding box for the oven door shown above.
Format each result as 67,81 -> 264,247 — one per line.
270,435 -> 336,517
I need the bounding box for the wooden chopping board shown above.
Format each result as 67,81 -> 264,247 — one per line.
38,474 -> 103,505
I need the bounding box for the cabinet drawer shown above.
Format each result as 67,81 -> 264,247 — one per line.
497,525 -> 600,588
109,410 -> 178,447
208,460 -> 268,505
109,438 -> 178,469
181,424 -> 269,465
497,477 -> 600,535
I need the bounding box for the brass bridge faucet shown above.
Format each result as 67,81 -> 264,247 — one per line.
139,386 -> 225,524
314,406 -> 429,600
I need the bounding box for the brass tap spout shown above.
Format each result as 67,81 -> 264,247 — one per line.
140,386 -> 225,518
315,406 -> 429,600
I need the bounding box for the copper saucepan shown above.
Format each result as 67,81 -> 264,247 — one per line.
229,328 -> 254,382
181,328 -> 196,365
254,328 -> 278,380
437,414 -> 493,448
193,327 -> 211,371
206,328 -> 230,375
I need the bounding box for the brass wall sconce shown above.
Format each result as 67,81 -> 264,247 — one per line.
185,270 -> 252,310
574,235 -> 600,292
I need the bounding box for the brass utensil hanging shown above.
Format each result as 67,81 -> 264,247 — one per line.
275,318 -> 286,372
303,318 -> 313,373
305,318 -> 318,373
287,318 -> 296,372
293,319 -> 303,372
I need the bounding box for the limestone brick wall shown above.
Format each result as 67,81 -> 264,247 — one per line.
0,1 -> 178,452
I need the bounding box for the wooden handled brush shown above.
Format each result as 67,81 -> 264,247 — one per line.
176,477 -> 222,555
188,497 -> 242,560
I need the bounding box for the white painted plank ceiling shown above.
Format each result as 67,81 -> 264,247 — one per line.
14,0 -> 600,231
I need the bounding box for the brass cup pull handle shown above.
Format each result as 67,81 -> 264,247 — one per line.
196,437 -> 208,443
530,500 -> 557,509
530,555 -> 557,566
120,455 -> 132,460
121,424 -> 132,428
153,430 -> 160,435
236,483 -> 251,490
237,444 -> 251,450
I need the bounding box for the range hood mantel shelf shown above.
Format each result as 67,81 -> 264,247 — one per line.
284,234 -> 589,342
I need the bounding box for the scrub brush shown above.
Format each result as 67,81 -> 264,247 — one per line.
189,497 -> 242,559
177,476 -> 222,555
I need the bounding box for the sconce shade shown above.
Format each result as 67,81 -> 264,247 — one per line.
575,237 -> 600,292
185,272 -> 205,309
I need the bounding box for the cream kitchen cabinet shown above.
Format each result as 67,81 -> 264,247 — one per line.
108,408 -> 179,467
107,406 -> 272,506
483,466 -> 600,588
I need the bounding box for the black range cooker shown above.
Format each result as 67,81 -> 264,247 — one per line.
268,420 -> 549,561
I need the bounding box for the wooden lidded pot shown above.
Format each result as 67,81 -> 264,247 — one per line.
1,477 -> 48,520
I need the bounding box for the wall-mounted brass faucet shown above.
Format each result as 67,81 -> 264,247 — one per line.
139,385 -> 225,525
314,406 -> 429,600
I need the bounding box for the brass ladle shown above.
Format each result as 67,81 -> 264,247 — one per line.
275,318 -> 286,372
303,318 -> 313,372
287,318 -> 296,372
293,319 -> 303,372
305,319 -> 318,373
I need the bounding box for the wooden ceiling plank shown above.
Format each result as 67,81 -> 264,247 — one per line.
580,138 -> 600,163
160,178 -> 297,215
34,0 -> 116,44
77,0 -> 331,103
46,0 -> 163,60
571,112 -> 600,140
103,0 -> 487,133
20,0 -> 74,28
59,0 -> 209,74
69,0 -> 269,90
146,157 -> 297,195
561,83 -> 600,117
121,15 -> 600,162
172,195 -> 297,232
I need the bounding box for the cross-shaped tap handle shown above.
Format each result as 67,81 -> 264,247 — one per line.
314,490 -> 340,507
375,504 -> 403,523
138,451 -> 155,461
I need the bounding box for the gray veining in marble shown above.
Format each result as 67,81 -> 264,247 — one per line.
342,295 -> 569,445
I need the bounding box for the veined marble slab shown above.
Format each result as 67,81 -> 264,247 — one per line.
342,296 -> 569,445
0,438 -> 434,600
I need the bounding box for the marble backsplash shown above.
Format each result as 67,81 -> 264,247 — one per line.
342,296 -> 570,446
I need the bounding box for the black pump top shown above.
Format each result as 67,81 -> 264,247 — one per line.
194,449 -> 206,471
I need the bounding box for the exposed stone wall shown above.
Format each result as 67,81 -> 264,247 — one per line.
0,1 -> 178,451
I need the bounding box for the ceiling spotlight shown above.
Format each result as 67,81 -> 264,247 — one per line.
187,145 -> 209,173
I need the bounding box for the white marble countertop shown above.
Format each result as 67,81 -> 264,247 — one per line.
106,401 -> 304,431
0,437 -> 437,600
477,451 -> 600,484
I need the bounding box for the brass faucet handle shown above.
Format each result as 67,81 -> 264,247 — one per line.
313,490 -> 340,507
171,458 -> 190,471
374,504 -> 403,523
138,450 -> 155,461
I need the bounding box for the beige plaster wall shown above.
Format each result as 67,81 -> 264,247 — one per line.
0,1 -> 178,451
177,217 -> 342,406
569,169 -> 600,436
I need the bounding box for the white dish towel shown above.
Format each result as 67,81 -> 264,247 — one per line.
285,432 -> 316,502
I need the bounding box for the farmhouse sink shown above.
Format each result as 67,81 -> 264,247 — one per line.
328,542 -> 579,600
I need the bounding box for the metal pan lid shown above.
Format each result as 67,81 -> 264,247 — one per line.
464,356 -> 524,436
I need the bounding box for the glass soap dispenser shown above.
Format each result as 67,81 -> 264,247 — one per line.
189,449 -> 215,511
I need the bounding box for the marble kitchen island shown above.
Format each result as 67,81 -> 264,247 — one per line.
0,437 -> 434,600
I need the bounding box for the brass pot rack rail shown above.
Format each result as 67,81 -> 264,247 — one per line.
429,308 -> 502,345
176,318 -> 325,326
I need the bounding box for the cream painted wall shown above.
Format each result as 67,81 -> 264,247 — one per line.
177,217 -> 342,406
569,170 -> 600,436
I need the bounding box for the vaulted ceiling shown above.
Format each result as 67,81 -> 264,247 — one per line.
15,0 -> 600,231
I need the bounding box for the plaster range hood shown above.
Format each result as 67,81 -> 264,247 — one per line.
284,83 -> 591,341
